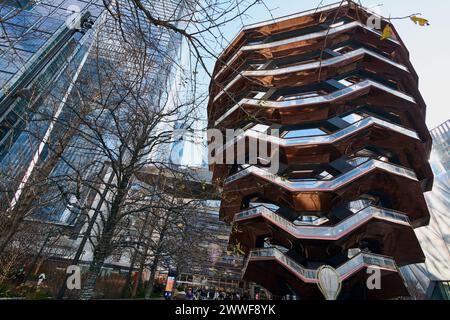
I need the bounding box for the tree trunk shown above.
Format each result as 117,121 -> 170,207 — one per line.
144,255 -> 159,299
56,168 -> 114,299
121,248 -> 139,298
122,209 -> 154,298
132,243 -> 150,298
0,224 -> 18,256
0,230 -> 16,256
79,258 -> 103,300
79,226 -> 114,299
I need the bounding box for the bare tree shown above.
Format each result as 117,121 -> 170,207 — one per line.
1,0 -> 271,300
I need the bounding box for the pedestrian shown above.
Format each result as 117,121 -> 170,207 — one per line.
186,287 -> 194,300
37,273 -> 46,286
13,267 -> 25,284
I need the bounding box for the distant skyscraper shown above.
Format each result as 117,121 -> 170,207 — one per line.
175,200 -> 244,293
169,121 -> 208,168
401,119 -> 450,300
429,120 -> 450,176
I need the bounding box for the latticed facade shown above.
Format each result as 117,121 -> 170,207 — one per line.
207,1 -> 433,299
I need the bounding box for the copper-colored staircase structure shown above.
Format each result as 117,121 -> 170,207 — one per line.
207,1 -> 433,300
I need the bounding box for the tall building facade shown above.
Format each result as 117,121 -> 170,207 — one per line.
400,120 -> 450,300
0,0 -> 191,225
38,0 -> 192,225
0,0 -> 102,165
207,1 -> 433,299
429,120 -> 450,176
172,200 -> 244,293
0,0 -> 104,223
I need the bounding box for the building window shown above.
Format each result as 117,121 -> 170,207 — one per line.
2,0 -> 37,10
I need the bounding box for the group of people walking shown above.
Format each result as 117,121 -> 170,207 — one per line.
170,287 -> 249,300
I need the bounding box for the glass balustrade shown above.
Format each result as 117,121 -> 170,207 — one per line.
215,17 -> 401,81
245,247 -> 398,281
214,43 -> 409,105
214,79 -> 416,126
217,101 -> 418,153
225,158 -> 418,187
244,48 -> 408,78
234,205 -> 411,239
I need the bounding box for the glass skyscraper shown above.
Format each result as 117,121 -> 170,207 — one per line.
429,120 -> 450,176
0,0 -> 191,225
0,0 -> 105,224
401,119 -> 450,300
0,0 -> 103,157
